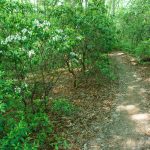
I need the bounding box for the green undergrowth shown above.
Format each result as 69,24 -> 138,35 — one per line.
52,98 -> 77,116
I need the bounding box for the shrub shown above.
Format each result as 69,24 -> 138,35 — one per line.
135,39 -> 150,60
52,98 -> 76,116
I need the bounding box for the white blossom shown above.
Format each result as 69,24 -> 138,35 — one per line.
1,41 -> 7,45
22,36 -> 27,41
52,35 -> 61,41
24,83 -> 28,88
33,19 -> 40,26
43,27 -> 49,32
57,1 -> 63,6
15,87 -> 21,93
33,19 -> 50,28
56,29 -> 63,33
43,20 -> 51,26
76,36 -> 82,40
21,28 -> 28,34
22,29 -> 32,35
28,50 -> 35,58
1,33 -> 28,45
14,9 -> 17,13
16,34 -> 21,41
70,52 -> 78,57
37,23 -> 42,28
23,82 -> 28,88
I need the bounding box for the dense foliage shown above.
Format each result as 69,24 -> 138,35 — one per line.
116,0 -> 150,60
0,0 -> 116,149
0,0 -> 149,149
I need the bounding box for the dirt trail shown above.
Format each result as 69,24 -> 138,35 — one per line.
84,52 -> 150,150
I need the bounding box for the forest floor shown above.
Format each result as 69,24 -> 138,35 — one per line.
51,52 -> 150,150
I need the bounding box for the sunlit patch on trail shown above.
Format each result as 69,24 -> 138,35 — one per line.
128,85 -> 139,91
131,113 -> 150,136
124,138 -> 137,149
133,73 -> 137,77
136,77 -> 142,81
117,105 -> 139,114
144,78 -> 150,82
130,58 -> 136,62
123,137 -> 150,150
131,113 -> 150,121
83,139 -> 101,150
139,88 -> 147,94
109,52 -> 124,56
130,58 -> 137,65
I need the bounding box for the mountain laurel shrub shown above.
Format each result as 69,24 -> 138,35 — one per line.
0,0 -> 116,149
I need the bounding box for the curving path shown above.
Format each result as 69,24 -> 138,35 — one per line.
84,52 -> 150,150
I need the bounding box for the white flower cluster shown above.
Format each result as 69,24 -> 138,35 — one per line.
57,1 -> 63,6
33,19 -> 51,28
18,48 -> 35,58
21,28 -> 32,35
24,83 -> 28,88
15,87 -> 21,93
15,82 -> 28,94
52,29 -> 64,41
52,35 -> 61,41
56,29 -> 63,34
76,36 -> 83,40
22,82 -> 28,88
1,34 -> 27,45
0,28 -> 33,45
22,28 -> 28,34
70,52 -> 78,57
70,52 -> 79,63
28,49 -> 35,58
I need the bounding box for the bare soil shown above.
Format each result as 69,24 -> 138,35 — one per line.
83,52 -> 150,150
51,52 -> 150,150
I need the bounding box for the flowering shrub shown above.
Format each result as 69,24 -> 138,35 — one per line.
0,0 -> 115,149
